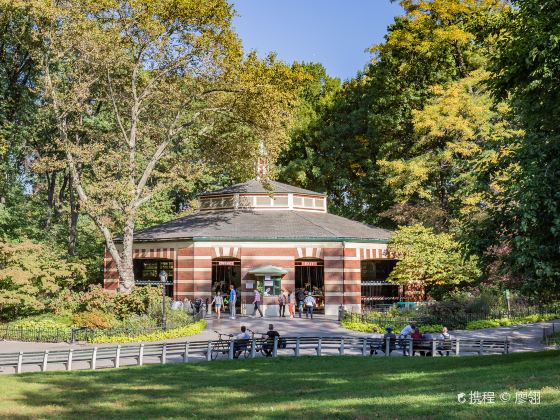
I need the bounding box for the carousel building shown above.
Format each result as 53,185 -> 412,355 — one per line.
103,179 -> 402,316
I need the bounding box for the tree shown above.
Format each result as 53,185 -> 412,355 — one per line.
378,70 -> 521,231
32,0 -> 302,292
486,0 -> 560,299
0,240 -> 86,321
387,224 -> 481,299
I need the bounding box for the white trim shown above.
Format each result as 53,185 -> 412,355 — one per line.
324,268 -> 361,273
198,242 -> 346,248
192,268 -> 211,272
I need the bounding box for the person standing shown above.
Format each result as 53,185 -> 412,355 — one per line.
229,284 -> 237,319
253,288 -> 263,317
287,289 -> 295,319
278,291 -> 286,317
304,293 -> 316,319
296,288 -> 305,318
211,291 -> 224,319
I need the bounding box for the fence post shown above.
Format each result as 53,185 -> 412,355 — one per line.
339,338 -> 345,355
317,338 -> 322,356
162,343 -> 167,364
183,342 -> 189,363
295,337 -> 300,357
207,341 -> 212,361
385,338 -> 390,356
228,339 -> 235,360
251,339 -> 256,358
479,340 -> 484,356
17,351 -> 23,374
92,347 -> 98,370
362,337 -> 367,356
432,340 -> 436,357
455,338 -> 460,356
115,345 -> 121,368
273,336 -> 278,357
139,344 -> 144,366
67,349 -> 73,371
42,350 -> 49,372
408,338 -> 413,357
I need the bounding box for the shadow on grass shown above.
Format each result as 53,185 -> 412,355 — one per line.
4,351 -> 560,419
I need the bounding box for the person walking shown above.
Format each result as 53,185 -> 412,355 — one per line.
253,288 -> 263,317
211,291 -> 224,319
296,288 -> 305,318
229,284 -> 237,319
287,289 -> 295,319
278,291 -> 286,317
304,293 -> 316,319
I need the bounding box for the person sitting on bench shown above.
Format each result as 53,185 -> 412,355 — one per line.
233,326 -> 250,358
371,326 -> 397,355
262,324 -> 280,357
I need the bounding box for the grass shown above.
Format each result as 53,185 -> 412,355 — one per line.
0,352 -> 559,419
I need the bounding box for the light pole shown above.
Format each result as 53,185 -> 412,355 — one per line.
159,270 -> 168,331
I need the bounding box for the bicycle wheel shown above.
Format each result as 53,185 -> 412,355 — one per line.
211,348 -> 220,360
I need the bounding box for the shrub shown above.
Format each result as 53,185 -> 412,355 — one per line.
90,319 -> 206,343
114,286 -> 161,319
73,311 -> 118,329
77,285 -> 116,313
8,313 -> 74,329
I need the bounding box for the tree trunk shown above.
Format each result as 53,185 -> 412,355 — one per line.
67,176 -> 78,257
118,214 -> 136,293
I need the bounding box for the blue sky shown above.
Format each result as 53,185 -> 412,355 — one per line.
231,0 -> 404,81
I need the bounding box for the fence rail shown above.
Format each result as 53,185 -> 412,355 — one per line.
0,335 -> 511,375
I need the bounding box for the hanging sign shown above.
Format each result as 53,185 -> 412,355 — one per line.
218,261 -> 236,266
264,280 -> 274,287
301,261 -> 318,266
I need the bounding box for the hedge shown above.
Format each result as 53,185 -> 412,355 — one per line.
465,314 -> 559,330
90,319 -> 206,343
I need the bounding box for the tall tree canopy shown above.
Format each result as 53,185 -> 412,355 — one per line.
11,0 -> 303,292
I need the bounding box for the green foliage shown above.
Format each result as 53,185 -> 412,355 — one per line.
90,319 -> 206,344
0,240 -> 86,321
72,311 -> 118,329
387,225 -> 481,299
466,314 -> 558,330
7,313 -> 74,329
482,0 -> 560,299
341,318 -> 444,335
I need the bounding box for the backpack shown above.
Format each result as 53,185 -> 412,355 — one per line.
304,296 -> 314,307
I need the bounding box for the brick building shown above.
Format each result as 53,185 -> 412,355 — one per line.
104,180 -> 400,316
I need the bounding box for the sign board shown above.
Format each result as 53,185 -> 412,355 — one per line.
301,261 -> 318,266
246,281 -> 254,289
218,261 -> 236,266
264,280 -> 274,287
265,275 -> 271,281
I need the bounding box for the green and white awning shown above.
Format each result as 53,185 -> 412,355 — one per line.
248,265 -> 288,276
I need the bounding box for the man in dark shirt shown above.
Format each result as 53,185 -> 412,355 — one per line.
296,288 -> 306,318
262,324 -> 280,357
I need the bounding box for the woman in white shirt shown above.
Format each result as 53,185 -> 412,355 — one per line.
211,291 -> 224,319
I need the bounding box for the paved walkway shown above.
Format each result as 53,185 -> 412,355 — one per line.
1,316 -> 558,354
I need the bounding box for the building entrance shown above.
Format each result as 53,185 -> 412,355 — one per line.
212,258 -> 241,313
295,259 -> 324,313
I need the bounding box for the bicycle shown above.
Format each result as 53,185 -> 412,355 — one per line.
211,331 -> 251,360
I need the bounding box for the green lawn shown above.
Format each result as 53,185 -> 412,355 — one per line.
1,352 -> 559,419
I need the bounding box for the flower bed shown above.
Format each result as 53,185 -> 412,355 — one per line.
340,318 -> 443,335
89,319 -> 206,343
465,314 -> 559,330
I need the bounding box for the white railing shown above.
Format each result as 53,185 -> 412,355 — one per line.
0,336 -> 510,374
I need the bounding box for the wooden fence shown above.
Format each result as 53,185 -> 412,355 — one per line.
0,336 -> 510,375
